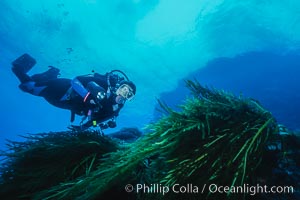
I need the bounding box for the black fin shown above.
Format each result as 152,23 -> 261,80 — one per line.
12,53 -> 36,74
12,53 -> 36,83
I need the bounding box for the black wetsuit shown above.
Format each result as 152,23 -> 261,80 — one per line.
13,63 -> 123,128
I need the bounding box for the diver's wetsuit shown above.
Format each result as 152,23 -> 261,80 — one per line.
13,66 -> 82,112
12,54 -> 123,128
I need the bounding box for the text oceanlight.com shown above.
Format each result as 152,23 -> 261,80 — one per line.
124,183 -> 294,196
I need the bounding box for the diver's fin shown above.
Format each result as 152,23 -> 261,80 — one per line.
12,53 -> 36,83
12,53 -> 36,74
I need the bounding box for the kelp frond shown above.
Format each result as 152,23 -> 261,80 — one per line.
0,130 -> 120,199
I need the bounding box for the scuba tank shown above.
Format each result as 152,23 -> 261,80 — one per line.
86,81 -> 106,104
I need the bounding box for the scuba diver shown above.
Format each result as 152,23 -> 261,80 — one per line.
11,53 -> 136,130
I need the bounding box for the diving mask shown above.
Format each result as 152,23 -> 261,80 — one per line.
116,84 -> 135,101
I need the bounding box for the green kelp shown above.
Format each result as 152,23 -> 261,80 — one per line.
0,130 -> 120,199
143,80 -> 278,200
33,80 -> 279,200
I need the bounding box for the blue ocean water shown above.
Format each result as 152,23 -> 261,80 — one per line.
158,51 -> 300,130
1,0 -> 300,149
